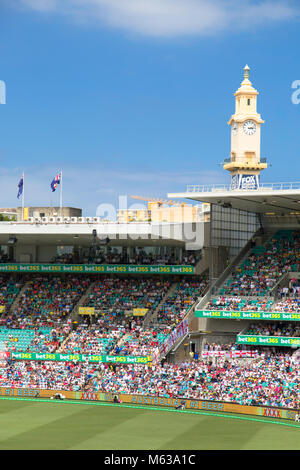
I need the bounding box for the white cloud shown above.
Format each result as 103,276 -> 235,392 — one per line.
14,0 -> 299,37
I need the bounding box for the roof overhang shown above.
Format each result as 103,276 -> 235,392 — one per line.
0,222 -> 206,247
168,188 -> 300,215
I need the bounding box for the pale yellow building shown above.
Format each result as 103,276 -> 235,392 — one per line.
117,201 -> 210,223
118,209 -> 150,223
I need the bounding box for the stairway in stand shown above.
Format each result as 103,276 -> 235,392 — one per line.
144,282 -> 178,328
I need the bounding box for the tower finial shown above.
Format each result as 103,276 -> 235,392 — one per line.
244,64 -> 250,80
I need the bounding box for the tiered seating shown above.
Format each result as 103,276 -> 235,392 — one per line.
156,277 -> 208,325
0,326 -> 63,352
0,328 -> 35,351
83,277 -> 171,319
29,326 -> 69,353
221,230 -> 300,297
64,276 -> 202,357
115,326 -> 169,357
246,322 -> 300,337
61,324 -> 125,355
272,298 -> 300,313
0,275 -> 25,313
13,275 -> 92,326
0,361 -> 98,391
0,275 -> 91,352
206,296 -> 274,311
94,351 -> 299,408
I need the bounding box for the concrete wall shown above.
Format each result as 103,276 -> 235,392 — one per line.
198,318 -> 251,333
37,245 -> 58,263
14,245 -> 37,263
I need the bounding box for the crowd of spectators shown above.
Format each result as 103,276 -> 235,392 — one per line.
28,326 -> 71,353
0,325 -> 71,354
0,360 -> 98,391
205,296 -> 274,312
278,278 -> 300,298
223,230 -> 300,297
156,277 -> 208,326
61,322 -> 126,355
83,277 -> 171,319
113,325 -> 169,357
95,351 -> 299,408
203,342 -> 246,351
273,298 -> 300,313
1,350 -> 297,409
61,315 -> 170,358
0,275 -> 25,312
12,275 -> 91,327
0,274 -> 205,358
246,322 -> 300,337
51,249 -> 201,266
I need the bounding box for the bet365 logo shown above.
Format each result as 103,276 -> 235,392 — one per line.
0,80 -> 6,104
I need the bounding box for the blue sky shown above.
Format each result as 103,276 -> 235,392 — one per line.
1,0 -> 300,215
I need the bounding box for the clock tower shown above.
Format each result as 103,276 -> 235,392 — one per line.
224,65 -> 267,190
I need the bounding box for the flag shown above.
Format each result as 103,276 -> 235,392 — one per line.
50,172 -> 61,192
17,176 -> 23,199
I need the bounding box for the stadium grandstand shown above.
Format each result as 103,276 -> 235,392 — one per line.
0,65 -> 298,424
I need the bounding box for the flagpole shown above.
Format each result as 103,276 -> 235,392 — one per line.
60,170 -> 63,218
22,172 -> 24,221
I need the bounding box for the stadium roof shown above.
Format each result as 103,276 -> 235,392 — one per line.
168,182 -> 300,215
0,221 -> 206,247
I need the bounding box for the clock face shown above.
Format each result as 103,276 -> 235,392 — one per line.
243,120 -> 256,136
232,123 -> 238,136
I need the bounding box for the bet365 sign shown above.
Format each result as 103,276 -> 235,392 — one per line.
231,174 -> 259,190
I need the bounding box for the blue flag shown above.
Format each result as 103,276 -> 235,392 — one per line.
17,176 -> 23,199
50,172 -> 61,192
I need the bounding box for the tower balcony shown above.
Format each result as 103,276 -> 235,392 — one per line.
223,157 -> 267,171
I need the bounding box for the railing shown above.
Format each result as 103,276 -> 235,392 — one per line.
2,218 -> 153,225
0,219 -> 203,225
186,182 -> 300,193
222,157 -> 268,164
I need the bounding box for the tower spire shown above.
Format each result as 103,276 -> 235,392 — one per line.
244,64 -> 250,80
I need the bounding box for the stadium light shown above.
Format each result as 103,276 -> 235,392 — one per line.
7,236 -> 17,245
98,237 -> 110,246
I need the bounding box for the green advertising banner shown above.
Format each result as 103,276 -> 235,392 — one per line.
195,310 -> 300,322
10,352 -> 152,364
0,263 -> 194,275
237,335 -> 300,347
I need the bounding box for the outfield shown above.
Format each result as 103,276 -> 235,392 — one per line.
0,398 -> 298,450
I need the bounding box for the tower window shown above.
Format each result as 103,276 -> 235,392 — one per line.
247,99 -> 251,105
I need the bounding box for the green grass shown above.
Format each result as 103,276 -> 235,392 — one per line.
0,398 -> 298,450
